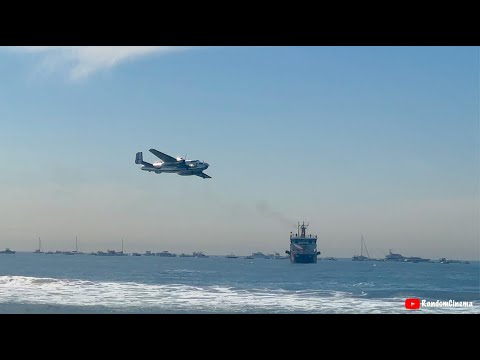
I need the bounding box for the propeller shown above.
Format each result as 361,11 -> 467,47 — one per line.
175,155 -> 189,170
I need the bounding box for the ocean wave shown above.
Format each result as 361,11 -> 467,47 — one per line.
0,275 -> 477,313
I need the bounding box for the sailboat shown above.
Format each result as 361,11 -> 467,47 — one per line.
73,236 -> 84,254
34,237 -> 43,254
113,237 -> 128,255
119,237 -> 127,255
352,235 -> 371,261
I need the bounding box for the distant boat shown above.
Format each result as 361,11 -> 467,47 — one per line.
385,250 -> 405,262
179,253 -> 194,257
97,249 -> 126,256
404,256 -> 430,263
244,255 -> 254,259
352,235 -> 371,261
324,257 -> 337,261
97,238 -> 128,256
72,236 -> 84,255
273,252 -> 288,260
225,253 -> 238,259
251,252 -> 267,259
439,258 -> 469,264
116,237 -> 127,256
156,251 -> 176,257
34,237 -> 43,254
144,251 -> 155,256
0,248 -> 15,254
193,251 -> 209,258
131,253 -> 141,256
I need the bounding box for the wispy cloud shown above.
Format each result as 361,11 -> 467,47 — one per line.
10,46 -> 189,81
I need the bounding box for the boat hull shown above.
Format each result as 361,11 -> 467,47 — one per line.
291,253 -> 317,264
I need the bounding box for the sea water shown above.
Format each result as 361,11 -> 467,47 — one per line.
0,253 -> 478,313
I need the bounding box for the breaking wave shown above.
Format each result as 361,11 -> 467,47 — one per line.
0,276 -> 477,313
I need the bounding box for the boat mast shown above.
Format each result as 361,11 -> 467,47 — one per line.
300,222 -> 309,238
39,237 -> 42,252
75,236 -> 78,252
361,235 -> 371,259
360,235 -> 363,257
122,237 -> 124,253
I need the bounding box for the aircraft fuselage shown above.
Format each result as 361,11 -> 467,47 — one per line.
142,160 -> 209,174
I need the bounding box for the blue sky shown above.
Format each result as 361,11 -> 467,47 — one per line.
0,46 -> 478,259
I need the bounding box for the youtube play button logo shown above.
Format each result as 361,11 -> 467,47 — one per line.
405,298 -> 421,310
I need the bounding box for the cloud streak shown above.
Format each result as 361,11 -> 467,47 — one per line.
11,46 -> 189,81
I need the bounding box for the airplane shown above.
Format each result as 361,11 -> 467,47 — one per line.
135,148 -> 211,179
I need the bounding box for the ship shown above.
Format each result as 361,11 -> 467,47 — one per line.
352,235 -> 371,261
97,238 -> 127,256
385,250 -> 405,261
72,236 -> 84,255
34,237 -> 43,254
193,251 -> 209,258
156,251 -> 176,257
179,253 -> 194,257
251,252 -> 267,259
403,256 -> 430,263
97,250 -> 125,256
285,222 -> 320,264
273,251 -> 288,260
439,258 -> 469,264
0,248 -> 16,254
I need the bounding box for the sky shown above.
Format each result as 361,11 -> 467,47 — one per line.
0,46 -> 478,260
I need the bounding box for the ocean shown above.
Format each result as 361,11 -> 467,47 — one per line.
0,253 -> 478,313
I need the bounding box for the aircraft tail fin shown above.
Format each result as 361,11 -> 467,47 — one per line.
135,152 -> 143,164
135,152 -> 153,167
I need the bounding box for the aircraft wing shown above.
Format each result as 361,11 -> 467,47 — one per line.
195,172 -> 212,179
149,149 -> 177,163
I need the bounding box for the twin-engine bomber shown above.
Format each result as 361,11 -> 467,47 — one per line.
135,148 -> 211,179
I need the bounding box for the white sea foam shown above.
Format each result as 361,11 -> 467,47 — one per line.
0,276 -> 477,313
